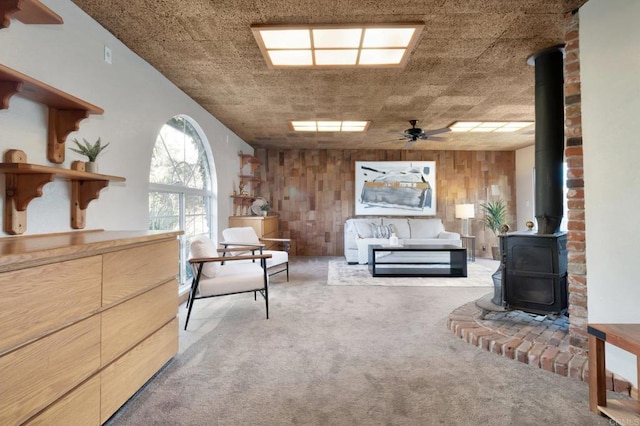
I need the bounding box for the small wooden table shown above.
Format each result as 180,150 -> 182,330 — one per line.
587,323 -> 640,424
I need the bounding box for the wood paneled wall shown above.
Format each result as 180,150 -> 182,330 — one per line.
254,149 -> 516,257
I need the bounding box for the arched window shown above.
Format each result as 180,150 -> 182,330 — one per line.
149,115 -> 215,287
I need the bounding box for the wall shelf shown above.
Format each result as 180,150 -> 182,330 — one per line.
0,150 -> 125,234
0,0 -> 63,29
232,152 -> 263,216
0,63 -> 103,164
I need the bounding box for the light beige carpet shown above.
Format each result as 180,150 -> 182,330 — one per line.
327,260 -> 495,287
105,257 -> 608,426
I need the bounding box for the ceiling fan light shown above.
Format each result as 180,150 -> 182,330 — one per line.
315,49 -> 358,65
268,50 -> 313,66
359,49 -> 405,65
312,28 -> 362,48
362,27 -> 415,48
260,29 -> 311,49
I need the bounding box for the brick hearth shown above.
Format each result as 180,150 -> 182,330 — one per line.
447,302 -> 632,394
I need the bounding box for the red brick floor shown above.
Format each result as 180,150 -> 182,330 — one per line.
447,301 -> 633,395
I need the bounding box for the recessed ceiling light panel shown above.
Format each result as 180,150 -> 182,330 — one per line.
449,121 -> 534,133
252,23 -> 424,69
289,120 -> 371,132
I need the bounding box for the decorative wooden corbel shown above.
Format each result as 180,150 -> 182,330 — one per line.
1,0 -> 63,29
0,0 -> 20,29
2,150 -> 54,235
0,81 -> 22,109
70,161 -> 109,229
48,108 -> 90,163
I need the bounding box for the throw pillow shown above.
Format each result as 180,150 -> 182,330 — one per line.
373,224 -> 391,239
381,218 -> 410,238
352,220 -> 374,238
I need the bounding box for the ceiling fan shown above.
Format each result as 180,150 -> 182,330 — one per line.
399,120 -> 451,148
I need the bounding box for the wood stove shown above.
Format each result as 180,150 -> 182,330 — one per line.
502,232 -> 567,314
500,45 -> 569,315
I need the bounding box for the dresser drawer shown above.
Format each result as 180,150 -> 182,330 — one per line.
102,239 -> 178,306
263,216 -> 278,235
101,318 -> 178,423
101,279 -> 177,365
0,256 -> 102,355
0,315 -> 101,424
25,375 -> 100,426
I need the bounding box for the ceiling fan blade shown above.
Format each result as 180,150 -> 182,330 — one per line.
372,138 -> 404,144
422,127 -> 451,137
427,136 -> 448,142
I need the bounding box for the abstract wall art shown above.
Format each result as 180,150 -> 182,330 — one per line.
355,161 -> 436,216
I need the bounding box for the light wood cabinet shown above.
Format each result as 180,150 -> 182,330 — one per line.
228,215 -> 279,250
0,230 -> 181,425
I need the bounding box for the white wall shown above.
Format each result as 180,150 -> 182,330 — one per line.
581,0 -> 640,386
515,145 -> 535,231
0,0 -> 252,238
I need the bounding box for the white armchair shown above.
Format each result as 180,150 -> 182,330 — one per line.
222,226 -> 290,281
184,236 -> 272,330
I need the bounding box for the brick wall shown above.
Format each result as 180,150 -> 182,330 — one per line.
564,10 -> 588,351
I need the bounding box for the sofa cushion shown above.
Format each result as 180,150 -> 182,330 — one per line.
190,236 -> 221,278
408,218 -> 445,238
381,218 -> 411,239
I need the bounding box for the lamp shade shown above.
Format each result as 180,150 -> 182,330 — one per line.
455,204 -> 475,219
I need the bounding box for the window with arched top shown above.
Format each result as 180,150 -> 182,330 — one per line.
149,115 -> 215,287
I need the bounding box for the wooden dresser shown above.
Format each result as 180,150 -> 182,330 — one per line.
228,215 -> 279,250
0,230 -> 181,425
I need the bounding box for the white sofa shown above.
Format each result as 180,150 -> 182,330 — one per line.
344,217 -> 461,264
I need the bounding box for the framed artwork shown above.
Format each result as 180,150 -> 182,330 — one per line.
355,161 -> 436,216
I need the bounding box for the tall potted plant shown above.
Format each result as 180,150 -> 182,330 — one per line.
480,200 -> 508,260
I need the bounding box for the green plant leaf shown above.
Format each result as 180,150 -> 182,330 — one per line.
69,137 -> 109,162
480,200 -> 508,235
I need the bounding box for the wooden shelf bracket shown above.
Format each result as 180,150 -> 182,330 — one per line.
48,108 -> 90,163
0,0 -> 63,29
3,150 -> 54,234
71,180 -> 109,229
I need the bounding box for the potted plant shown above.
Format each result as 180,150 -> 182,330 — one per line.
260,202 -> 270,216
69,137 -> 109,173
480,200 -> 508,260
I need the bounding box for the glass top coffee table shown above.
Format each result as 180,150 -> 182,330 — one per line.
368,244 -> 467,277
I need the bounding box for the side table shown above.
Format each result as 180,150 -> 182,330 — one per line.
460,235 -> 475,262
587,323 -> 640,424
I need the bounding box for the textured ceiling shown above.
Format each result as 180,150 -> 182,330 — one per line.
71,0 -> 587,151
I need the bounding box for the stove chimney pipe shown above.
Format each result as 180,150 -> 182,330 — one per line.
527,45 -> 565,235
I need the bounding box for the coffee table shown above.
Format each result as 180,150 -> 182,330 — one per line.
368,244 -> 467,277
